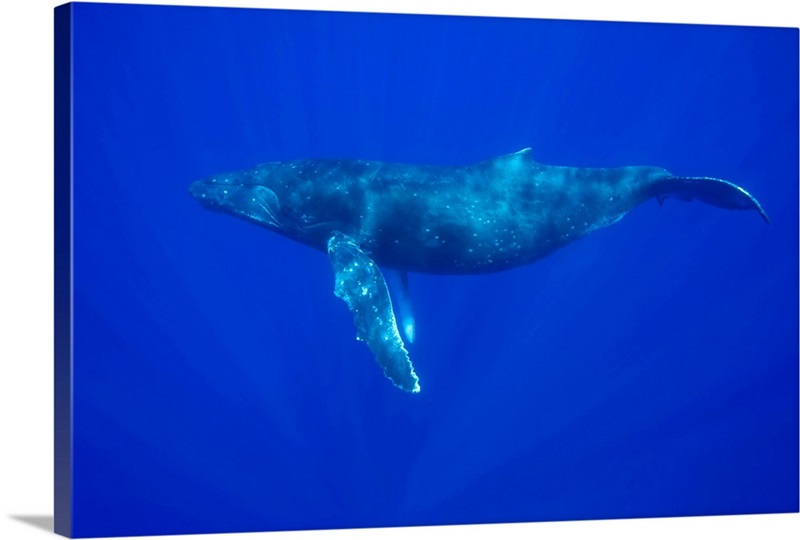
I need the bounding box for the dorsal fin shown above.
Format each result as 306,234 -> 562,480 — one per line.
486,147 -> 535,170
499,147 -> 533,161
501,147 -> 532,158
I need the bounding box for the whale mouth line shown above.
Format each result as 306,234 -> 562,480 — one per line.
189,180 -> 285,230
249,193 -> 283,229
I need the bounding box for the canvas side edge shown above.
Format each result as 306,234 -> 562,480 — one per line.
54,3 -> 74,538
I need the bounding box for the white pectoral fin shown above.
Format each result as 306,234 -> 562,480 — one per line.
386,270 -> 416,344
327,232 -> 420,393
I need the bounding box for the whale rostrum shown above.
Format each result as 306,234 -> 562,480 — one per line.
190,148 -> 768,392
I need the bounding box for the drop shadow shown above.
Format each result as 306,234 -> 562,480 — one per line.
9,514 -> 53,533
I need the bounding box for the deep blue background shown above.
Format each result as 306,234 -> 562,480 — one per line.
68,3 -> 798,537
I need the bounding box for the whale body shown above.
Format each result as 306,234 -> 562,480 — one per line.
190,148 -> 768,393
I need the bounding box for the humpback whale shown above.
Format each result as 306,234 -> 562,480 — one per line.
189,148 -> 768,393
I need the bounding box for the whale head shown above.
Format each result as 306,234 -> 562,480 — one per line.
189,161 -> 358,249
189,171 -> 290,235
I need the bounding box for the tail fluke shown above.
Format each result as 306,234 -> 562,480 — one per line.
650,176 -> 769,224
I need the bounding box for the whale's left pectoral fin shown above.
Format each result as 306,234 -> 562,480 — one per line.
327,232 -> 420,393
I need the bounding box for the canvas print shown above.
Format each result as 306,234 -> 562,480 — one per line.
54,2 -> 799,537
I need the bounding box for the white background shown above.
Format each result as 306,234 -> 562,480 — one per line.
0,1 -> 797,539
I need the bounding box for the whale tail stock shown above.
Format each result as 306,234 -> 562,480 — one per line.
647,176 -> 770,224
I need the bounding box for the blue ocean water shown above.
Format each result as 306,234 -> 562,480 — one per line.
67,3 -> 798,537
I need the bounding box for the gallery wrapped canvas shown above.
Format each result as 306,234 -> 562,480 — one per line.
54,2 -> 798,537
